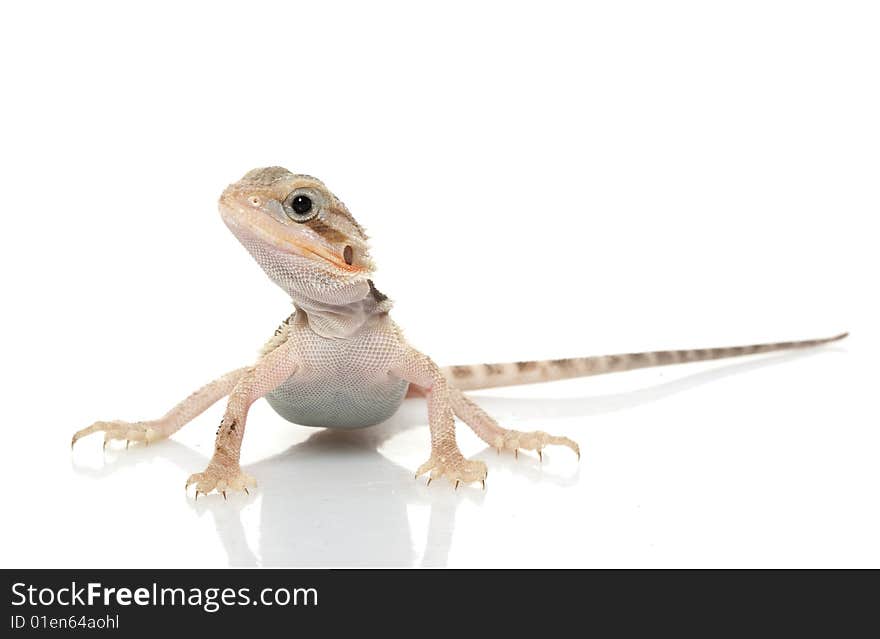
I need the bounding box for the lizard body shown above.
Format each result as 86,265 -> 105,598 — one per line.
264,309 -> 409,428
71,167 -> 847,496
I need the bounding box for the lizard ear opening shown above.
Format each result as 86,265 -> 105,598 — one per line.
343,245 -> 354,265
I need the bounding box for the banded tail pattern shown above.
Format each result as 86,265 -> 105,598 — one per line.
441,332 -> 848,391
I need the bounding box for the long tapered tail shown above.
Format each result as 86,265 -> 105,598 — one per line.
440,332 -> 848,391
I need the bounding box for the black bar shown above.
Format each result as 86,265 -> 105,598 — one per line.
2,569 -> 876,634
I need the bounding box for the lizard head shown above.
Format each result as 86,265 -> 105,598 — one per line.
219,167 -> 375,303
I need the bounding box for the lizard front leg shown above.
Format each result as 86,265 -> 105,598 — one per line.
72,367 -> 249,449
186,339 -> 299,498
391,347 -> 487,489
448,388 -> 580,460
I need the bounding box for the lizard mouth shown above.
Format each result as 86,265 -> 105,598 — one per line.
283,236 -> 362,272
220,201 -> 365,274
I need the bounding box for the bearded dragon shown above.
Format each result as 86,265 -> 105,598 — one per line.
71,167 -> 848,497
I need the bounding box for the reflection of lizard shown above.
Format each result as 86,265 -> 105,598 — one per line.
71,167 -> 848,497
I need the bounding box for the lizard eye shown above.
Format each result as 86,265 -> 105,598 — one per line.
282,191 -> 318,222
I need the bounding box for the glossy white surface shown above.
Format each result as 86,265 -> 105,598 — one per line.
8,344 -> 875,568
1,2 -> 877,568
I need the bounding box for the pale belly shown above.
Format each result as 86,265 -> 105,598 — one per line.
266,373 -> 409,428
264,316 -> 410,428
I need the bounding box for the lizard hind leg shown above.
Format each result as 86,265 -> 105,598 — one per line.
72,419 -> 165,450
448,388 -> 580,461
71,367 -> 249,450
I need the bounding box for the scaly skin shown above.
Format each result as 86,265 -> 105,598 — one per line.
72,167 -> 848,497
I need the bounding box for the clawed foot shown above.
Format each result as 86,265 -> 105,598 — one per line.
493,430 -> 580,461
416,453 -> 488,489
71,420 -> 163,450
185,463 -> 256,500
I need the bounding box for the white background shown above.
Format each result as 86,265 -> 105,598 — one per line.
1,2 -> 877,568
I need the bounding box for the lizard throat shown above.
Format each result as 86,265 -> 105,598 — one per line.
289,285 -> 392,338
224,207 -> 388,337
250,247 -> 390,337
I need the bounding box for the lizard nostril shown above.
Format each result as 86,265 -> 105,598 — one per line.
343,245 -> 354,265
